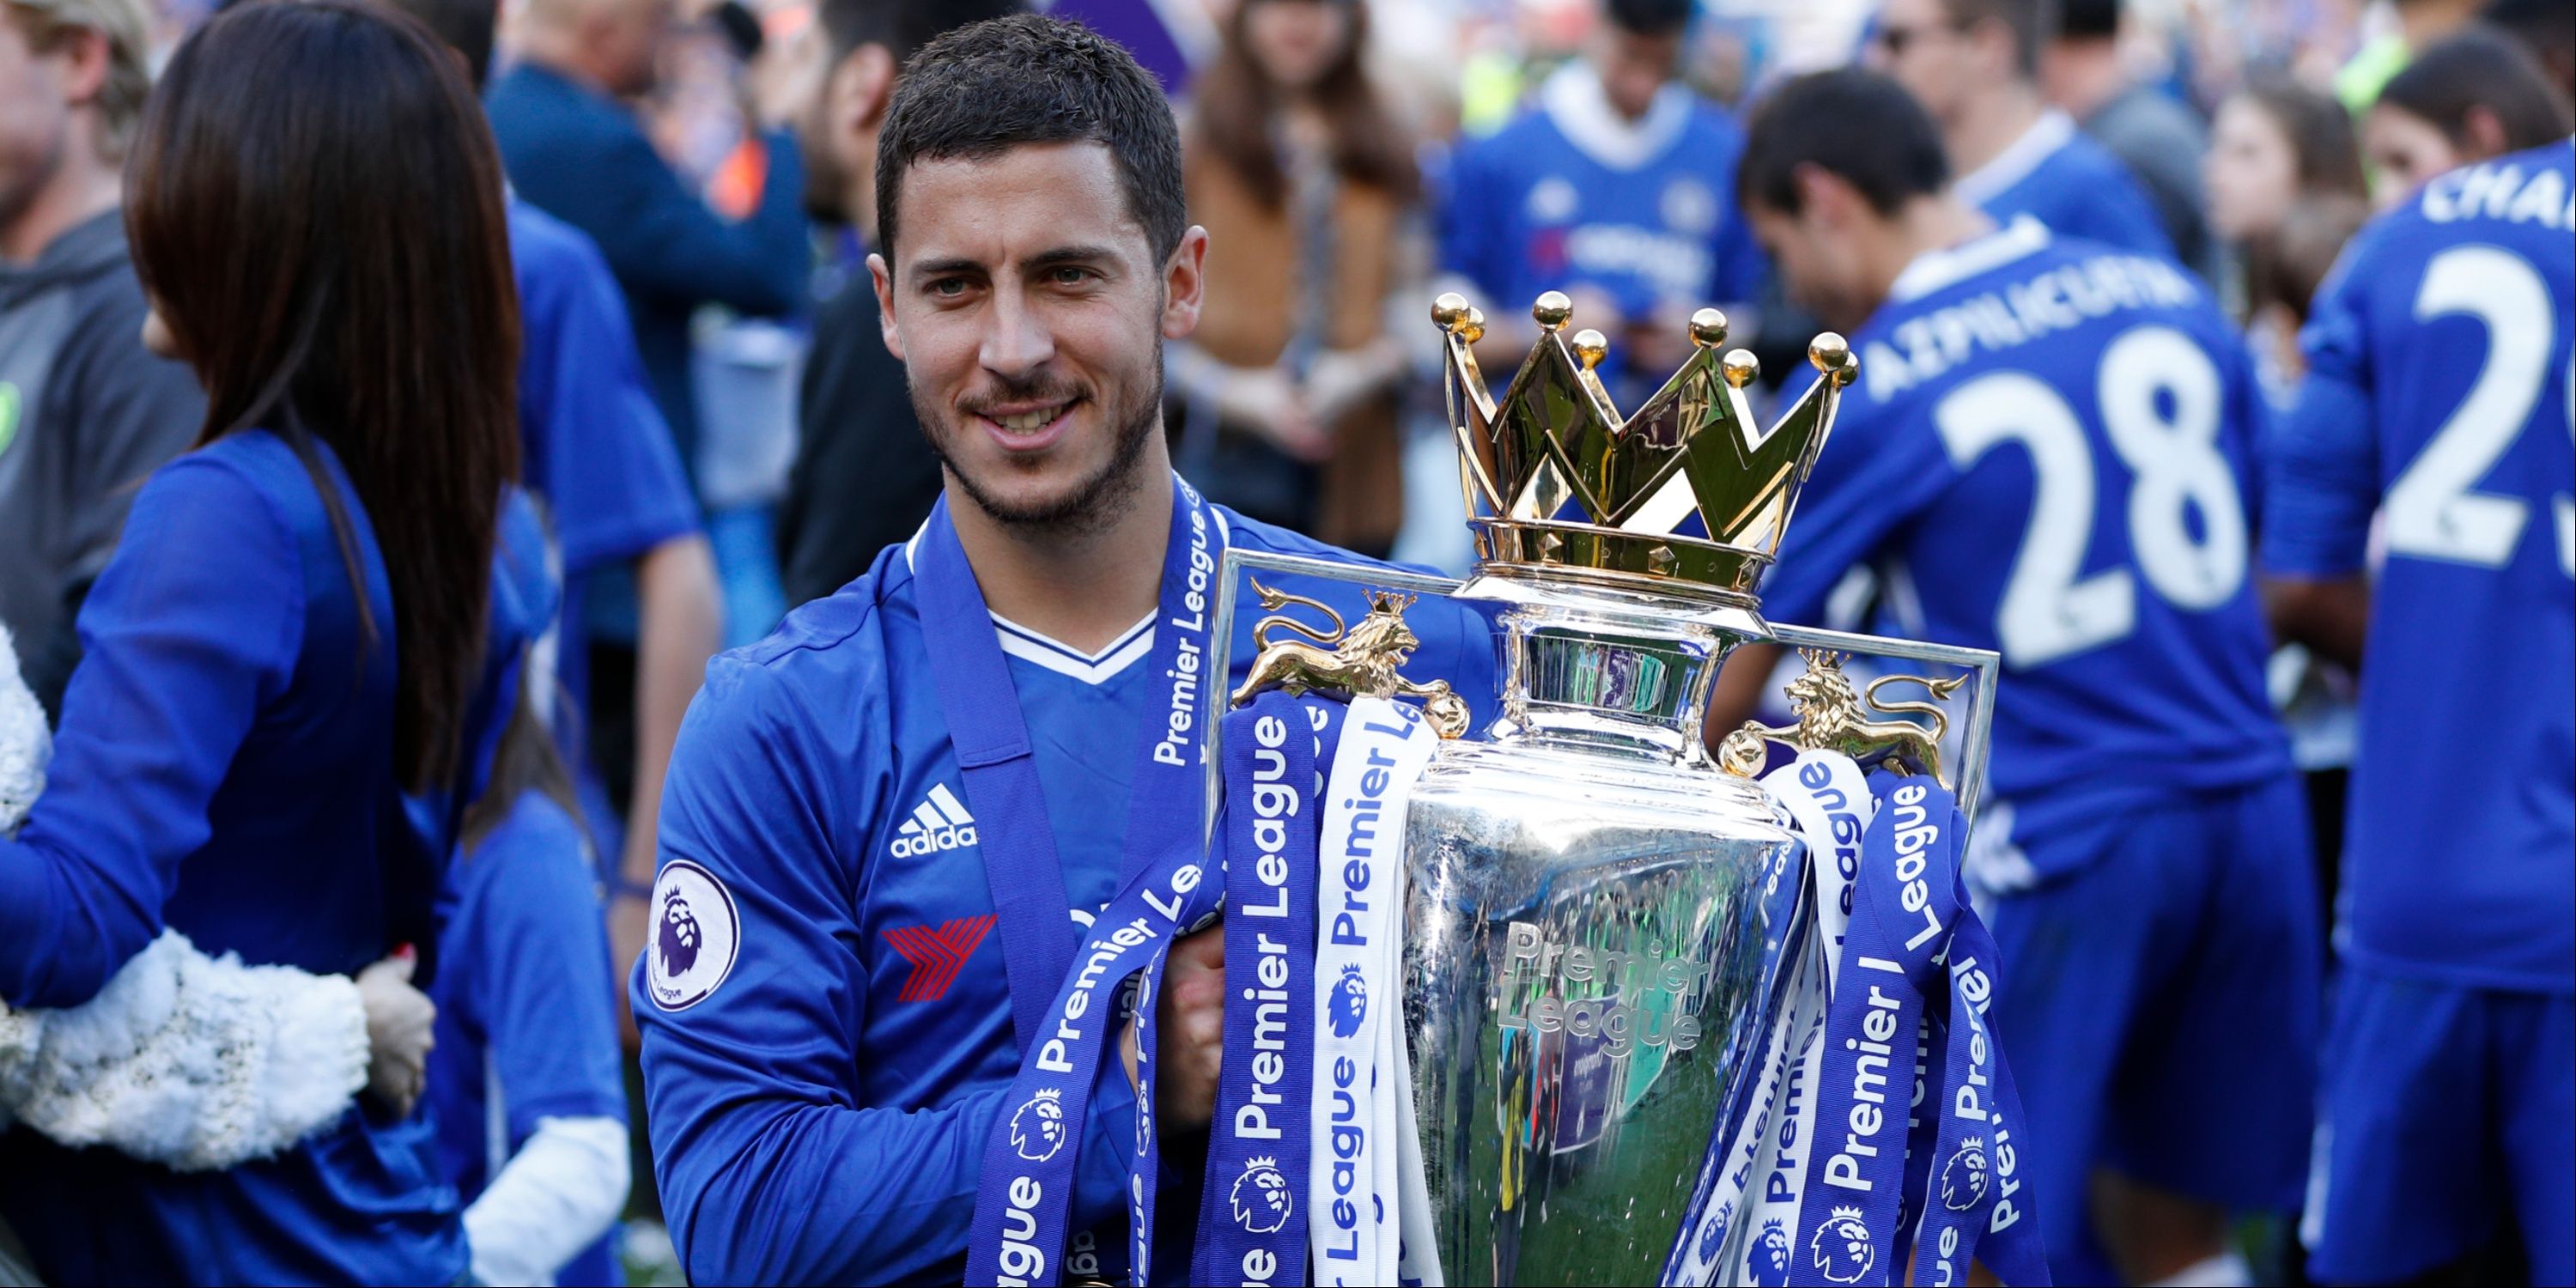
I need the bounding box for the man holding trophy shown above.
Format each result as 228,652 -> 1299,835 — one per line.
629,16 -> 1498,1284
638,15 -> 2046,1287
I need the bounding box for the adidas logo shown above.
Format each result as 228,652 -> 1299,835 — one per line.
890,783 -> 979,858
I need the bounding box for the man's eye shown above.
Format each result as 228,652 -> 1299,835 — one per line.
928,278 -> 969,298
1050,266 -> 1095,286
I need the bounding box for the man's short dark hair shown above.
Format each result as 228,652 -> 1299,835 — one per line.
1739,69 -> 1951,216
1605,0 -> 1694,37
818,0 -> 1018,66
875,15 -> 1186,264
370,0 -> 495,88
2057,0 -> 2119,41
1940,0 -> 2050,76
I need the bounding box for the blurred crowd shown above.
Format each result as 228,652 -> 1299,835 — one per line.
0,0 -> 2567,1284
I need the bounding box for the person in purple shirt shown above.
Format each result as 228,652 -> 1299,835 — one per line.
1868,0 -> 2177,260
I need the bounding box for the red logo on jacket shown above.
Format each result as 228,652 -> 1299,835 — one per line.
880,914 -> 996,1002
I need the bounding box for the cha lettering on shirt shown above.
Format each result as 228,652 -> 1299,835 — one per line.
647,860 -> 741,1012
2418,156 -> 2573,229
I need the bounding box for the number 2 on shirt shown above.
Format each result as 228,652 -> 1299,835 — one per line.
1932,325 -> 2247,667
2379,245 -> 2575,579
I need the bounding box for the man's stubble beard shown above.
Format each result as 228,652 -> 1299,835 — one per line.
911,335 -> 1166,539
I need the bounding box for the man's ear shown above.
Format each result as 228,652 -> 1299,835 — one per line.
869,252 -> 905,361
1966,16 -> 2019,82
835,42 -> 897,133
2460,105 -> 2509,161
55,27 -> 112,106
1791,163 -> 1857,230
1160,225 -> 1210,340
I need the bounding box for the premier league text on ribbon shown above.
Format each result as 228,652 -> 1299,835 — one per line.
1232,711 -> 1300,1142
1150,488 -> 1217,769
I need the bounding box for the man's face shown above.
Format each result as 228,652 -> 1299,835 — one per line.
0,19 -> 75,248
595,0 -> 671,98
1866,0 -> 1976,125
1591,24 -> 1683,121
872,141 -> 1204,530
781,28 -> 849,222
1747,197 -> 1877,334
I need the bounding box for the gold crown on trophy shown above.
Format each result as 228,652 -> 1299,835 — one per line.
1431,290 -> 1858,599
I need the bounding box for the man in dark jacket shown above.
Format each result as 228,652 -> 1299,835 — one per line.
486,0 -> 811,480
772,0 -> 1018,608
0,0 -> 204,717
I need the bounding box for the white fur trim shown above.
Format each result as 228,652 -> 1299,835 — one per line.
0,595 -> 373,1169
0,624 -> 50,837
0,931 -> 370,1170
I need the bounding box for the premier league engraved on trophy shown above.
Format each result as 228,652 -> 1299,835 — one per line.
1205,290 -> 2009,1286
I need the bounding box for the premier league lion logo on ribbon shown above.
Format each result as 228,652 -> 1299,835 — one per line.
1695,1200 -> 1733,1264
1808,1205 -> 1875,1284
1941,1139 -> 1990,1211
1327,963 -> 1369,1039
1009,1089 -> 1068,1163
1749,1217 -> 1793,1285
659,894 -> 702,979
1229,1156 -> 1293,1234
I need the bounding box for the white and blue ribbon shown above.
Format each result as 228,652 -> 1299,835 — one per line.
1668,750 -> 2051,1287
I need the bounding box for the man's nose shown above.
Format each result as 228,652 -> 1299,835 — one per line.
980,286 -> 1058,379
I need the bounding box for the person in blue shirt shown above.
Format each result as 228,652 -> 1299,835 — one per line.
388,0 -> 723,1039
485,0 -> 811,484
2264,141 -> 2574,1286
1438,0 -> 1766,404
1714,70 -> 2315,1285
0,3 -> 523,1280
1868,0 -> 2177,260
428,505 -> 633,1287
631,17 -> 1499,1284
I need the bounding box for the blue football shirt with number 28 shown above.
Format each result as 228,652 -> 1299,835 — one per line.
1758,217 -> 2290,875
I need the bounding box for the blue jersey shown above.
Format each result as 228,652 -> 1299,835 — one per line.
0,430 -> 464,1283
1954,112 -> 2176,262
2263,142 -> 2575,993
1760,220 -> 2287,874
429,792 -> 628,1285
1442,65 -> 1765,347
631,493 -> 1500,1284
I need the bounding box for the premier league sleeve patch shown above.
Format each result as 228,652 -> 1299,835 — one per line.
647,859 -> 742,1012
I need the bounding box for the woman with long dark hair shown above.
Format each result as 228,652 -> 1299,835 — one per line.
1170,0 -> 1424,556
0,1 -> 518,1279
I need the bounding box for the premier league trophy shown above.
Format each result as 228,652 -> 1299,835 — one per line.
1206,292 -> 2002,1286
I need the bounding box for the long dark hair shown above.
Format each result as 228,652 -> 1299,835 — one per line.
2379,26 -> 2575,155
1191,0 -> 1419,209
125,0 -> 521,793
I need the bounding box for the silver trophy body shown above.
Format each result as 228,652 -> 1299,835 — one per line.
1402,574 -> 1790,1285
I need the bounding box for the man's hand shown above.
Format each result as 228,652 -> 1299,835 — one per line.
1126,922 -> 1226,1132
356,950 -> 434,1118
